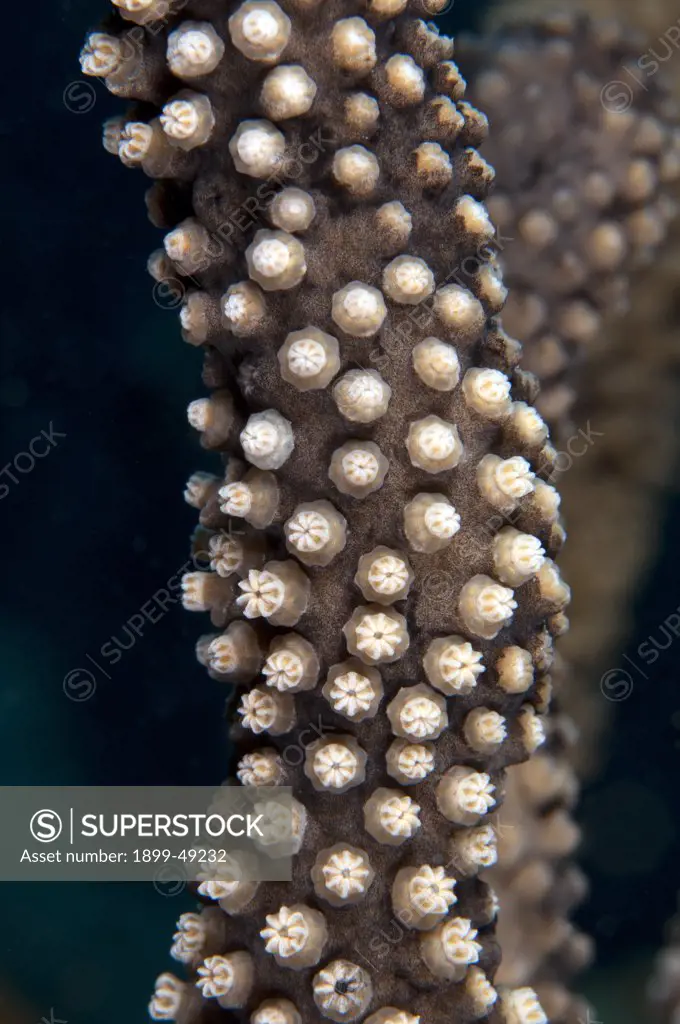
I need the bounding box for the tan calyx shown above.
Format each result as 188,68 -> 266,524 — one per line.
413,142 -> 453,186
261,65 -> 317,120
436,766 -> 496,825
355,546 -> 414,604
229,120 -> 285,178
333,369 -> 391,423
403,493 -> 460,553
391,864 -> 457,929
196,952 -> 254,1008
270,188 -> 316,232
462,367 -> 512,421
312,960 -> 373,1023
329,441 -> 389,498
161,91 -> 215,150
207,620 -> 262,682
218,469 -> 279,529
221,281 -> 267,335
384,54 -> 426,105
278,326 -> 340,390
387,684 -> 448,740
284,500 -> 347,566
322,660 -> 383,721
386,739 -> 435,785
459,574 -> 517,639
262,632 -> 320,692
407,415 -> 463,473
311,844 -> 375,905
424,635 -> 484,695
260,904 -> 328,969
333,146 -> 380,196
332,282 -> 387,337
246,230 -> 306,291
364,788 -> 421,845
464,707 -> 507,754
237,688 -> 296,735
167,22 -> 225,79
420,917 -> 482,981
344,93 -> 380,134
228,1 -> 291,63
496,646 -> 534,694
304,736 -> 367,792
331,18 -> 377,74
237,561 -> 310,627
236,748 -> 285,787
451,824 -> 497,874
493,527 -> 545,587
241,409 -> 294,470
477,454 -> 535,512
343,605 -> 409,665
412,337 -> 460,390
383,255 -> 434,304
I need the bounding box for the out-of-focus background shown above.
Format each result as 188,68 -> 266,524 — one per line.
1,0 -> 679,1021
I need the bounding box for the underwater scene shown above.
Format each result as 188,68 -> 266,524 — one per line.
2,0 -> 680,1022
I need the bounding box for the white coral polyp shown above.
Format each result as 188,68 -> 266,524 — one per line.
219,482 -> 253,518
247,230 -> 306,291
436,767 -> 496,825
230,120 -> 285,178
412,337 -> 460,391
477,454 -> 535,510
170,912 -> 206,964
119,122 -> 154,166
424,636 -> 485,696
501,987 -> 548,1024
313,960 -> 373,1023
421,918 -> 482,981
389,688 -> 447,740
288,510 -> 331,553
260,904 -> 327,968
237,569 -> 286,619
238,689 -> 280,733
333,370 -> 391,423
364,788 -> 421,845
161,92 -> 214,149
368,555 -> 409,596
385,54 -> 426,104
464,707 -> 507,753
261,65 -> 317,120
383,255 -> 434,304
241,410 -> 294,470
80,33 -> 122,77
331,18 -> 377,74
386,740 -> 435,784
325,670 -> 378,719
462,367 -> 512,420
236,749 -> 284,786
345,606 -> 409,664
459,575 -> 517,639
316,846 -> 373,902
308,740 -> 365,791
251,1000 -> 302,1024
493,528 -> 545,586
391,865 -> 455,931
167,23 -> 225,79
263,649 -> 304,691
196,953 -> 254,1006
149,973 -> 184,1021
270,188 -> 316,232
229,1 -> 291,62
332,283 -> 387,337
407,415 -> 463,473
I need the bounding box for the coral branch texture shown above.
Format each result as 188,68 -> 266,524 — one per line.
457,9 -> 679,432
81,2 -> 574,1021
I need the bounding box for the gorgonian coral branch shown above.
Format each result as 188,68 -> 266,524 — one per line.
81,2 -> 572,1021
457,8 -> 680,432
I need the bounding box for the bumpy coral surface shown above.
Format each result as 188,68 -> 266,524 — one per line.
81,2 -> 571,1021
457,9 -> 680,432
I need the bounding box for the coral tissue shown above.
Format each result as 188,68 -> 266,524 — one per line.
81,1 -> 571,1021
